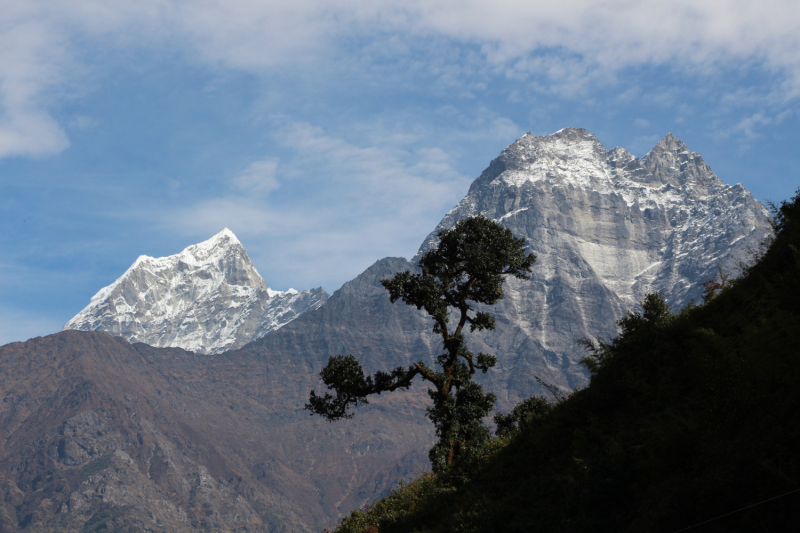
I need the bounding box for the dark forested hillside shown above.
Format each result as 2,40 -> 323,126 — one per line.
333,190 -> 800,533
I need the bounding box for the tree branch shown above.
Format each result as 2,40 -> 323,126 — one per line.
305,355 -> 423,421
413,362 -> 438,384
460,351 -> 497,375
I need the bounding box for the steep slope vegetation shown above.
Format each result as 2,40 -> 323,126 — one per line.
333,191 -> 800,533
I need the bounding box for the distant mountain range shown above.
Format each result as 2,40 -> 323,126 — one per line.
7,129 -> 772,532
63,228 -> 328,354
66,128 -> 771,396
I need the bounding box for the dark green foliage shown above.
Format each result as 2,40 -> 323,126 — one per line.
332,474 -> 446,533
426,379 -> 497,468
307,354 -> 419,420
578,292 -> 674,375
767,188 -> 800,234
493,395 -> 551,438
382,215 -> 535,330
307,216 -> 535,469
331,191 -> 800,533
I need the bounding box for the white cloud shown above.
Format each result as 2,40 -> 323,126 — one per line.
162,119 -> 472,289
0,17 -> 71,157
273,120 -> 466,209
233,159 -> 280,195
0,109 -> 69,158
736,113 -> 773,139
709,106 -> 794,148
1,0 -> 798,160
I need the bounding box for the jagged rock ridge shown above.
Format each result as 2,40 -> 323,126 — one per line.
63,229 -> 328,354
417,128 -> 772,394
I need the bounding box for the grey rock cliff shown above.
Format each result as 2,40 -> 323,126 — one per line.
63,229 -> 328,354
417,128 -> 772,397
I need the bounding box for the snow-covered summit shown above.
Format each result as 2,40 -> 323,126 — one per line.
416,128 -> 772,387
64,229 -> 328,354
471,128 -> 725,211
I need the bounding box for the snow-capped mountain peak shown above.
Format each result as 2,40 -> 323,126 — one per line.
416,129 -> 771,390
64,230 -> 327,354
185,227 -> 240,256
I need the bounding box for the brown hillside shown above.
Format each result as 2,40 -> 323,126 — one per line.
0,330 -> 433,532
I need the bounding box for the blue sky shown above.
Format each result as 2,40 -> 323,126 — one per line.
1,0 -> 799,344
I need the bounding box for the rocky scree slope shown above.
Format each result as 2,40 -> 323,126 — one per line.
63,229 -> 328,354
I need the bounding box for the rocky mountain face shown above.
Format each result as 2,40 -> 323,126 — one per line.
249,129 -> 772,421
63,229 -> 328,354
416,128 -> 772,397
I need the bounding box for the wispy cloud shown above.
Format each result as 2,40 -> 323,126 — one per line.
2,0 -> 799,160
233,159 -> 280,195
161,118 -> 471,289
735,113 -> 773,141
0,17 -> 71,157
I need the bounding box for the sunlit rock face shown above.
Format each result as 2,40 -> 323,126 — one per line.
64,229 -> 328,354
417,128 -> 772,397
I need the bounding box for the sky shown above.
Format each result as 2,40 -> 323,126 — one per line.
1,0 -> 799,345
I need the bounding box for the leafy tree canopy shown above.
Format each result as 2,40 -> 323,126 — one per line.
306,215 -> 535,469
